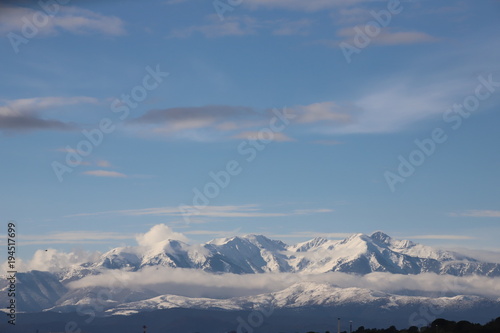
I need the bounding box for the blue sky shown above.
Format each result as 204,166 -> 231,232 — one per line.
1,0 -> 500,261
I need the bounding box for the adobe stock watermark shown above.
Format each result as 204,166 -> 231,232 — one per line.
339,0 -> 403,64
51,64 -> 169,182
7,0 -> 72,54
213,0 -> 242,21
385,74 -> 500,192
178,107 -> 296,223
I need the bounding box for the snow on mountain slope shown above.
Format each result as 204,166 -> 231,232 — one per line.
140,239 -> 209,269
48,285 -> 160,313
105,282 -> 498,316
205,234 -> 291,273
286,232 -> 500,276
0,271 -> 67,312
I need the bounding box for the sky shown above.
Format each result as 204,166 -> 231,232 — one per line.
0,0 -> 500,262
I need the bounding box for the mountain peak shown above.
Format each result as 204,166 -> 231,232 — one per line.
370,231 -> 392,244
289,237 -> 328,252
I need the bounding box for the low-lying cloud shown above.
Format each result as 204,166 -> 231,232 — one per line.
67,267 -> 500,300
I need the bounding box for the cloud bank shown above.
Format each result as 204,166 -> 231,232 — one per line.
67,267 -> 500,300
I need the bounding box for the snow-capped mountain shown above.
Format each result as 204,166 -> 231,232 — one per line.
3,230 -> 500,329
58,231 -> 500,280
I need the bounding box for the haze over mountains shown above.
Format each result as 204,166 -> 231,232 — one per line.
1,230 -> 500,331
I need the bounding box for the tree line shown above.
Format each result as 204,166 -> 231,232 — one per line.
306,316 -> 500,333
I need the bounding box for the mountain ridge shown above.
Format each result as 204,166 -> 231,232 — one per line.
44,231 -> 500,282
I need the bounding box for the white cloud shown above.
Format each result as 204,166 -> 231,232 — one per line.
0,248 -> 100,274
292,80 -> 456,134
136,224 -> 189,246
27,249 -> 101,272
443,247 -> 500,264
0,6 -> 126,36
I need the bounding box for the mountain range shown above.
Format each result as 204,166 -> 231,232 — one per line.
1,231 -> 500,332
56,231 -> 500,282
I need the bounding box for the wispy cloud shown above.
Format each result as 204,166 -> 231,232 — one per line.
407,234 -> 476,240
232,131 -> 295,142
337,27 -> 438,46
0,96 -> 97,132
0,231 -> 133,246
82,170 -> 128,178
128,69 -> 474,138
311,140 -> 343,145
270,231 -> 351,239
166,0 -> 361,11
184,228 -> 242,237
169,15 -> 260,38
96,160 -> 112,168
272,19 -> 312,36
292,80 -> 456,134
244,0 -> 363,11
64,204 -> 333,219
372,29 -> 438,45
292,209 -> 334,215
0,6 -> 126,36
128,105 -> 290,141
450,210 -> 500,218
169,15 -> 313,39
293,101 -> 352,124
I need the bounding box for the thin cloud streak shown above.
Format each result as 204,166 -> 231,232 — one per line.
64,204 -> 334,219
0,6 -> 126,36
0,96 -> 97,132
270,231 -> 351,239
450,210 -> 500,218
407,234 -> 476,240
0,231 -> 134,246
82,170 -> 128,178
